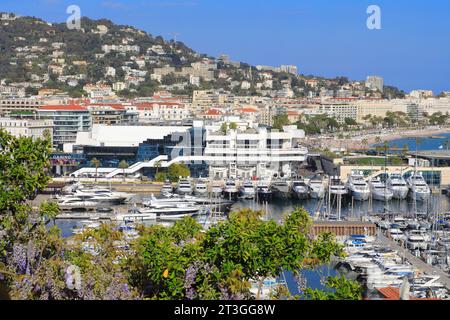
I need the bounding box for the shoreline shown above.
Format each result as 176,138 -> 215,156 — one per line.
366,127 -> 450,145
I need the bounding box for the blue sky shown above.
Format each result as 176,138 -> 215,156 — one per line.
2,0 -> 450,93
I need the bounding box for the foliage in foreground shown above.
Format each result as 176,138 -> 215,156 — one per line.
0,129 -> 361,300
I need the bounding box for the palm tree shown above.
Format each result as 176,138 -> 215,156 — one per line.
155,160 -> 162,176
90,158 -> 100,183
119,160 -> 129,182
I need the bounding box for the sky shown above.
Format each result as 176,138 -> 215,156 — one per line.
1,0 -> 450,93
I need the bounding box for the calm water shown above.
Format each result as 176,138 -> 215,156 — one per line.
374,132 -> 450,151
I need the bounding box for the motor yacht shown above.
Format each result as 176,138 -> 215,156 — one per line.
346,173 -> 370,201
69,185 -> 133,205
307,174 -> 326,199
388,228 -> 405,242
406,233 -> 428,251
407,172 -> 431,202
239,181 -> 256,199
115,207 -> 157,222
194,179 -> 208,196
160,180 -> 173,195
176,178 -> 193,195
329,176 -> 348,196
223,180 -> 239,200
291,178 -> 309,200
57,196 -> 98,210
256,182 -> 272,202
210,182 -> 223,197
369,177 -> 394,202
386,173 -> 409,200
271,180 -> 291,199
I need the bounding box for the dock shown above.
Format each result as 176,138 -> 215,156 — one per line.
378,234 -> 450,290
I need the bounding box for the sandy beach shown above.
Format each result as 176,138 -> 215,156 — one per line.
306,126 -> 450,151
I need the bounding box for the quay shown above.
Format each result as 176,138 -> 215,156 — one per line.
312,221 -> 377,237
378,233 -> 450,290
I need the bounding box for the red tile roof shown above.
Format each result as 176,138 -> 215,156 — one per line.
376,287 -> 441,300
39,105 -> 87,111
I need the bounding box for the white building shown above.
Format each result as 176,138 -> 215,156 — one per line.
365,76 -> 384,93
204,124 -> 307,179
0,118 -> 54,143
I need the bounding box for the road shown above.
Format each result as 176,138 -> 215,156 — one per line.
378,234 -> 450,290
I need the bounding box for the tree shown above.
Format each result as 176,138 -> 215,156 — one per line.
272,113 -> 290,130
344,118 -> 358,126
229,122 -> 238,130
167,164 -> 190,182
303,276 -> 363,300
220,123 -> 228,135
119,160 -> 129,182
90,158 -> 101,182
127,208 -> 350,300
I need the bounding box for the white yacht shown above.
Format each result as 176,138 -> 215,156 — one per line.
307,174 -> 326,199
160,180 -> 173,195
329,176 -> 348,196
406,172 -> 431,202
369,177 -> 394,202
210,182 -> 223,197
57,197 -> 98,210
223,180 -> 238,199
346,173 -> 370,201
386,173 -> 409,200
291,178 -> 309,200
194,179 -> 208,196
115,208 -> 157,222
71,186 -> 133,205
388,228 -> 405,242
256,182 -> 272,202
406,233 -> 428,251
239,181 -> 256,199
176,178 -> 193,195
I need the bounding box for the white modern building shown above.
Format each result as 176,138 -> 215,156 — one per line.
204,124 -> 308,179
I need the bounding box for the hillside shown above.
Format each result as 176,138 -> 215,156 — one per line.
0,13 -> 405,99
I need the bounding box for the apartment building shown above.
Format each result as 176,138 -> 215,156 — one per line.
37,105 -> 91,148
0,117 -> 54,143
0,97 -> 43,116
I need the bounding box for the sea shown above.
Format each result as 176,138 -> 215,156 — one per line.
374,132 -> 450,152
51,132 -> 450,295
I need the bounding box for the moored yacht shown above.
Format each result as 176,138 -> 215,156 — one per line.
210,182 -> 223,197
57,196 -> 98,210
407,172 -> 431,202
386,173 -> 409,200
271,180 -> 291,199
71,186 -> 133,205
291,178 -> 309,200
369,177 -> 394,202
176,178 -> 193,195
194,179 -> 208,196
223,180 -> 238,200
160,180 -> 173,195
307,174 -> 326,199
329,176 -> 348,196
256,182 -> 272,202
239,181 -> 256,199
346,173 -> 370,201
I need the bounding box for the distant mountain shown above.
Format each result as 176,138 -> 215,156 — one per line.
0,13 -> 405,99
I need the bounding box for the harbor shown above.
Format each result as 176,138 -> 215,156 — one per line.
38,172 -> 450,300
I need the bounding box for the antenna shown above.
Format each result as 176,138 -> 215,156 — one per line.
167,32 -> 180,54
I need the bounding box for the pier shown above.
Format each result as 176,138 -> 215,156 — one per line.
312,221 -> 377,237
378,233 -> 450,290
